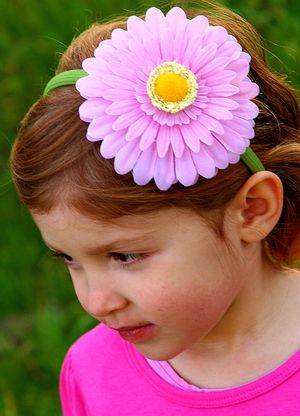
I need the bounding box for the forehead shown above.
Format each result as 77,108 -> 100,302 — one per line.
31,206 -> 211,251
33,206 -> 167,233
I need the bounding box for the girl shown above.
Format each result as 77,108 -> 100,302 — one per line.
10,1 -> 300,414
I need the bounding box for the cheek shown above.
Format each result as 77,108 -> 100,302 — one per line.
72,282 -> 86,309
139,268 -> 241,330
133,236 -> 242,324
67,270 -> 89,310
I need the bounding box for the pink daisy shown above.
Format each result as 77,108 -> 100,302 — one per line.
76,7 -> 259,190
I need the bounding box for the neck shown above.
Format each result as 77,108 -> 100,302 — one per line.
169,258 -> 300,388
202,260 -> 285,350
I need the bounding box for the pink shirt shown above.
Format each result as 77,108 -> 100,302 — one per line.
146,359 -> 245,392
60,323 -> 300,415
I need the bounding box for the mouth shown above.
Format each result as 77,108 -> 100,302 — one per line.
111,323 -> 156,343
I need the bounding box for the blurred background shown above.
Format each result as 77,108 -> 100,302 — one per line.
1,0 -> 299,414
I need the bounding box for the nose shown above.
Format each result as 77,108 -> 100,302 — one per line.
82,286 -> 128,319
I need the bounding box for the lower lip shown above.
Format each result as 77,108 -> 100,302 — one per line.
118,324 -> 155,343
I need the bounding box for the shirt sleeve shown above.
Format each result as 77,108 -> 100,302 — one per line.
59,347 -> 89,416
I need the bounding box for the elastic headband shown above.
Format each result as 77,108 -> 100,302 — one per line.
43,7 -> 265,190
43,69 -> 87,96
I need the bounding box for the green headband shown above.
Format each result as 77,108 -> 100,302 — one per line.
43,69 -> 265,175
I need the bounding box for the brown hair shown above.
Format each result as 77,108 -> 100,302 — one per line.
10,0 -> 300,266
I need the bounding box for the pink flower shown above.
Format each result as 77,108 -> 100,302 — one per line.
76,7 -> 259,190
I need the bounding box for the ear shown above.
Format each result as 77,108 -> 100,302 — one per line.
230,171 -> 283,243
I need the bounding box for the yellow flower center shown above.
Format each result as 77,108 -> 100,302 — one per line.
147,61 -> 198,113
154,72 -> 189,103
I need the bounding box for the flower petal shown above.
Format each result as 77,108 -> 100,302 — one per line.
94,44 -> 118,61
232,100 -> 259,119
226,59 -> 250,82
182,35 -> 203,67
101,73 -> 134,90
133,143 -> 157,185
136,70 -> 148,83
112,109 -> 143,130
111,28 -> 130,49
79,98 -> 107,122
223,118 -> 255,139
190,42 -> 218,74
199,56 -> 230,77
227,150 -> 242,164
82,57 -> 111,76
139,121 -> 159,150
100,130 -> 126,158
76,76 -> 108,98
135,92 -> 150,104
186,15 -> 209,38
208,97 -> 239,110
189,122 -> 214,145
128,39 -> 153,64
140,102 -> 157,116
233,79 -> 260,100
173,30 -> 188,61
183,106 -> 202,120
240,52 -> 251,63
170,126 -> 185,158
193,99 -> 208,110
203,26 -> 228,46
175,148 -> 198,187
114,140 -> 142,174
166,7 -> 187,35
173,111 -> 190,125
204,140 -> 229,169
145,7 -> 166,35
165,113 -> 177,127
154,148 -> 176,191
208,84 -> 239,97
127,16 -> 148,42
142,32 -> 162,62
217,41 -> 242,61
156,126 -> 171,158
214,130 -> 248,153
205,70 -> 236,86
153,110 -> 174,126
106,100 -> 139,116
125,116 -> 152,141
191,147 -> 217,178
160,29 -> 174,61
199,114 -> 225,134
180,125 -> 201,152
116,49 -> 140,68
87,115 -> 114,141
203,105 -> 233,120
109,61 -> 137,81
102,89 -> 134,101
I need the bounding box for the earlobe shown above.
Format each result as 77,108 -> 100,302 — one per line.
232,172 -> 283,243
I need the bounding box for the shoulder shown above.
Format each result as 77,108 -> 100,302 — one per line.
60,324 -> 127,404
65,323 -> 122,367
60,324 -> 123,415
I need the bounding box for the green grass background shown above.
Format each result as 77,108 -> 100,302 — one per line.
1,0 -> 299,414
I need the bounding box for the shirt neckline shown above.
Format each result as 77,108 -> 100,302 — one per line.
124,339 -> 300,408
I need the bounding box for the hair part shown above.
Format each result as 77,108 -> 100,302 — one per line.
10,1 -> 300,267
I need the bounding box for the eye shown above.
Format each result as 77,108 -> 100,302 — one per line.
51,251 -> 77,265
110,252 -> 142,266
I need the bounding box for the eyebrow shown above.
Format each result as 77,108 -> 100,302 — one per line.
45,234 -> 155,255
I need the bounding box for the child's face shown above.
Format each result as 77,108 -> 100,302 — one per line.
33,206 -> 245,361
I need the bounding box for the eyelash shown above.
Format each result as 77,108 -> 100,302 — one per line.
51,252 -> 76,265
51,251 -> 146,268
110,252 -> 145,268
